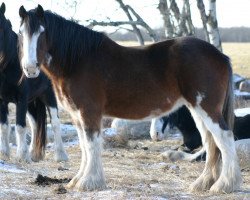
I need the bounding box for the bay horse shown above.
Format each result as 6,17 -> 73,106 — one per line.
18,5 -> 242,193
0,3 -> 67,162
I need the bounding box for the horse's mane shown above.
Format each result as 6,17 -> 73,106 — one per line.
0,14 -> 18,71
43,11 -> 105,75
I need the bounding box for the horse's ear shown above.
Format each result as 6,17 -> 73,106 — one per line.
19,6 -> 27,18
36,4 -> 44,18
0,2 -> 5,14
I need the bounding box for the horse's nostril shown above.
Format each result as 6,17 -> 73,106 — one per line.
36,63 -> 39,67
156,132 -> 159,136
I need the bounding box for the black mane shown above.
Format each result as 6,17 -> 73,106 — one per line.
26,10 -> 105,75
0,13 -> 17,70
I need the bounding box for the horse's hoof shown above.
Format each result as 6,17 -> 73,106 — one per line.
75,176 -> 106,191
16,155 -> 31,163
30,149 -> 44,162
210,176 -> 241,193
66,175 -> 81,189
189,174 -> 214,192
55,150 -> 68,162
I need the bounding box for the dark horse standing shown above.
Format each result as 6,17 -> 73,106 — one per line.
18,5 -> 242,193
0,3 -> 67,162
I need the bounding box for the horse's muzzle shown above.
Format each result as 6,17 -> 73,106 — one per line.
23,66 -> 40,78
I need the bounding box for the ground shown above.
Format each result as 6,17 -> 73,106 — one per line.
0,131 -> 249,200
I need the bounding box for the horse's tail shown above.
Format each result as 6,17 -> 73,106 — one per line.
223,59 -> 234,130
28,98 -> 47,161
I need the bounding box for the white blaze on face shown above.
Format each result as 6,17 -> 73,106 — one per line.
19,24 -> 45,78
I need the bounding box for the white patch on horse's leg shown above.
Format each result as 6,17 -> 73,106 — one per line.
27,112 -> 37,161
73,132 -> 106,191
188,108 -> 219,192
208,129 -> 241,193
0,123 -> 10,160
150,118 -> 164,141
49,107 -> 68,162
16,125 -> 30,163
67,125 -> 86,188
194,107 -> 242,193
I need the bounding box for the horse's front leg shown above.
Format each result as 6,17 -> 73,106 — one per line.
0,102 -> 10,160
67,113 -> 106,191
16,97 -> 30,163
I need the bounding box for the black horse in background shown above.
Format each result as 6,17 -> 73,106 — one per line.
0,3 -> 67,162
152,106 -> 250,161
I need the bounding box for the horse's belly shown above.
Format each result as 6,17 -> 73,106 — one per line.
104,97 -> 185,120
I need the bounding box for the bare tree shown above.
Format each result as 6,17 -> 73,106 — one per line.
197,0 -> 222,51
158,0 -> 174,38
88,0 -> 159,45
158,0 -> 195,38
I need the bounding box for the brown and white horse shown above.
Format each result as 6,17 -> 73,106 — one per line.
18,5 -> 242,193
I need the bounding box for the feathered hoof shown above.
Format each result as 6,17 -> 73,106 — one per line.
75,176 -> 106,191
189,174 -> 215,192
30,149 -> 44,162
54,150 -> 68,162
16,152 -> 31,163
67,174 -> 106,191
210,176 -> 242,193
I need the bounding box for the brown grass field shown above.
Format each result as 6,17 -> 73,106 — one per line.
0,42 -> 250,199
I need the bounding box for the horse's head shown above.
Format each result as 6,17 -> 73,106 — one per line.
19,5 -> 49,78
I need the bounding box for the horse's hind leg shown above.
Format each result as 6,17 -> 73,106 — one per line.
0,102 -> 10,160
204,116 -> 242,193
188,108 -> 220,191
48,107 -> 68,162
190,106 -> 242,193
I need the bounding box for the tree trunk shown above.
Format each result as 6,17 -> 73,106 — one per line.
183,0 -> 195,35
158,0 -> 174,38
197,0 -> 210,42
207,0 -> 222,51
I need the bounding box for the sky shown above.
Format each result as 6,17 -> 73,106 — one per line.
3,0 -> 250,33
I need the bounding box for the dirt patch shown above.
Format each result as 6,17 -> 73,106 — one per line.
34,174 -> 71,186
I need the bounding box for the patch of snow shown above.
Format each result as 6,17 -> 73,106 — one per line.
103,128 -> 117,137
234,89 -> 250,97
233,74 -> 245,84
0,160 -> 26,173
235,108 -> 250,117
0,188 -> 32,195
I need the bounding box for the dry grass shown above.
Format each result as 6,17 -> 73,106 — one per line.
223,43 -> 250,78
0,137 -> 249,199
